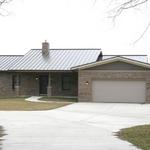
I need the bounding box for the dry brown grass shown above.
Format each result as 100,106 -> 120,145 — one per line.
0,98 -> 72,111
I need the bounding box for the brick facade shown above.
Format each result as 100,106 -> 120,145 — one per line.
78,70 -> 150,103
0,72 -> 16,97
0,72 -> 39,97
1,65 -> 150,103
0,72 -> 78,97
19,73 -> 39,96
51,72 -> 78,96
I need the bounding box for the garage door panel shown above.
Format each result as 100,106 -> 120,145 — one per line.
92,81 -> 145,103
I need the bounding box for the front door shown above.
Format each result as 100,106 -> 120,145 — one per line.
39,75 -> 48,95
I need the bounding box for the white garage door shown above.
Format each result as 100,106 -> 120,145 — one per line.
92,80 -> 146,103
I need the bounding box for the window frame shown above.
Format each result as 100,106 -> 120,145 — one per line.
12,75 -> 21,90
62,75 -> 71,90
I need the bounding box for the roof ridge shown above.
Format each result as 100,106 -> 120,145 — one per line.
31,49 -> 101,50
0,55 -> 24,56
103,55 -> 147,56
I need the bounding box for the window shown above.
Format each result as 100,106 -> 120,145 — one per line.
12,75 -> 20,90
62,76 -> 71,90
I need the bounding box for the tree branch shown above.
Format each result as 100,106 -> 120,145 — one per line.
133,21 -> 150,44
0,0 -> 12,6
109,0 -> 149,21
107,0 -> 150,43
0,0 -> 12,16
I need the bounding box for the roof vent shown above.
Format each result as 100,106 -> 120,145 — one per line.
97,51 -> 103,61
42,40 -> 49,56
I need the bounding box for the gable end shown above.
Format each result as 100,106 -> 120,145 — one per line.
85,61 -> 150,70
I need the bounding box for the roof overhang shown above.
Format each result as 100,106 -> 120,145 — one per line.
71,56 -> 150,70
7,70 -> 75,73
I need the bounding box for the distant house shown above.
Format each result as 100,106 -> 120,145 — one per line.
0,41 -> 150,103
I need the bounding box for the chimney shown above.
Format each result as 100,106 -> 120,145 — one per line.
42,40 -> 49,56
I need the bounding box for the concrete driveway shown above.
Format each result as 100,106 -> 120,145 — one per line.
0,103 -> 150,150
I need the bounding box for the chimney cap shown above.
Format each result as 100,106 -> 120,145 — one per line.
43,40 -> 48,43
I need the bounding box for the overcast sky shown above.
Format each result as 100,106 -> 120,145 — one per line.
0,0 -> 150,57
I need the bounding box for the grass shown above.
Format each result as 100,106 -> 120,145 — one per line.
0,98 -> 72,111
117,125 -> 150,150
40,96 -> 78,102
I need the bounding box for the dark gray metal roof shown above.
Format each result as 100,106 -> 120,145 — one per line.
9,49 -> 101,71
0,49 -> 148,71
0,55 -> 23,71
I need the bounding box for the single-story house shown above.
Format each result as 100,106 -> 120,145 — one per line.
0,41 -> 150,103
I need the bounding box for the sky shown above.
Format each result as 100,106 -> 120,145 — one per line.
0,0 -> 150,57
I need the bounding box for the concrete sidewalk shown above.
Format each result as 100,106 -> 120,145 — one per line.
25,96 -> 45,102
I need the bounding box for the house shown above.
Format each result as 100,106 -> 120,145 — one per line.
0,41 -> 150,103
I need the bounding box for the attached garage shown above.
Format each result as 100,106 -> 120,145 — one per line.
92,80 -> 146,103
73,56 -> 150,103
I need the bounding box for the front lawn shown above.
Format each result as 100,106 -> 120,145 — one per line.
118,125 -> 150,150
0,98 -> 72,111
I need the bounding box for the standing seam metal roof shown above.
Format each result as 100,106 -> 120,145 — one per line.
0,49 -> 148,71
0,55 -> 23,71
9,49 -> 101,71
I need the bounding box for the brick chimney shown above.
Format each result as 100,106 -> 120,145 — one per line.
42,40 -> 49,55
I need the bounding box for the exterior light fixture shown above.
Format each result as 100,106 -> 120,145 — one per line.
85,81 -> 89,85
35,74 -> 39,80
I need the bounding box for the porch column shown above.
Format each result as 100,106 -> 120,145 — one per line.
15,74 -> 20,96
47,73 -> 52,97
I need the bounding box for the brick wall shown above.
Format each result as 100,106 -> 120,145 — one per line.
0,72 -> 16,97
78,70 -> 150,103
51,72 -> 78,96
19,73 -> 39,96
0,72 -> 78,97
0,72 -> 39,97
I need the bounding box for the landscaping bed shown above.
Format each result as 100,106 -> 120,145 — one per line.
0,98 -> 72,111
118,125 -> 150,150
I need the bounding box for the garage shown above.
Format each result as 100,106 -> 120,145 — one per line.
92,80 -> 146,103
74,57 -> 150,103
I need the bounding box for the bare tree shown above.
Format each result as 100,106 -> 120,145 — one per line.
107,0 -> 150,43
0,0 -> 12,16
0,0 -> 12,7
109,0 -> 149,20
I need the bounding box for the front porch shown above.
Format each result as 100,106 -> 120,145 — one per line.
13,72 -> 78,97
